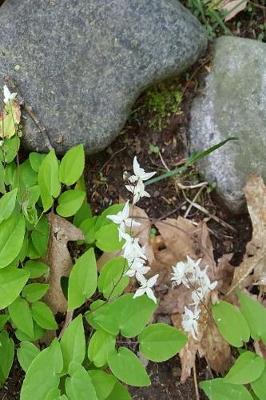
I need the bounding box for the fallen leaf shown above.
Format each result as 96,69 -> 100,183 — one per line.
219,0 -> 248,22
229,176 -> 266,294
173,302 -> 232,382
198,309 -> 232,374
44,212 -> 84,313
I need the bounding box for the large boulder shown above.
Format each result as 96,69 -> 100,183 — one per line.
190,36 -> 266,213
0,0 -> 207,153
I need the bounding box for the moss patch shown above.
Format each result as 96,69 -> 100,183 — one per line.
145,82 -> 183,131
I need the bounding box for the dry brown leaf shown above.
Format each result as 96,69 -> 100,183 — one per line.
44,212 -> 84,313
215,254 -> 234,293
173,302 -> 232,382
155,217 -> 198,261
229,176 -> 266,294
219,0 -> 248,22
198,310 -> 232,374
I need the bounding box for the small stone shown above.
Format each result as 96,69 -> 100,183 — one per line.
190,36 -> 266,213
0,0 -> 207,154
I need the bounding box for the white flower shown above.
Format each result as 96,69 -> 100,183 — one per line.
3,85 -> 17,104
134,274 -> 159,303
107,201 -> 139,240
171,256 -> 200,288
171,260 -> 187,286
129,156 -> 156,183
125,180 -> 150,204
197,269 -> 217,296
191,287 -> 205,306
182,306 -> 200,340
123,236 -> 147,262
125,257 -> 150,280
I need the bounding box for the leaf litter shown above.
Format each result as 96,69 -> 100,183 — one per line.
44,212 -> 84,313
43,175 -> 266,383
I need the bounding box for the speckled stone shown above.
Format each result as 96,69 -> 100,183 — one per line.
0,0 -> 207,153
190,36 -> 266,213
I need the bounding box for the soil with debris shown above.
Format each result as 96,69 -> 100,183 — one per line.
1,3 -> 264,400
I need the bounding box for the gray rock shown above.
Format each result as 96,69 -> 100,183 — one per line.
0,0 -> 207,153
190,36 -> 266,214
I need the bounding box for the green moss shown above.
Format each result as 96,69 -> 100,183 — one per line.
145,82 -> 183,131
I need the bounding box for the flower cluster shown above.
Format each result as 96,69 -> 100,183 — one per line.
171,256 -> 217,339
108,156 -> 158,303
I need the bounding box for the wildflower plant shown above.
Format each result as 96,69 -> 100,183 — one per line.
0,86 -> 188,399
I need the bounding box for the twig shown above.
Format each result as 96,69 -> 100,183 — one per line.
177,181 -> 208,190
183,194 -> 236,232
184,183 -> 208,218
100,146 -> 127,172
193,361 -> 200,400
249,1 -> 266,10
4,76 -> 53,151
158,150 -> 170,171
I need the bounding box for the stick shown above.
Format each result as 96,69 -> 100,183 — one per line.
193,361 -> 200,400
4,76 -> 53,151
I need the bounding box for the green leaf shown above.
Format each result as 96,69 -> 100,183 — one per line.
138,323 -> 187,362
38,149 -> 61,211
0,214 -> 25,268
29,152 -> 46,173
200,378 -> 253,400
88,370 -> 116,400
95,223 -> 123,252
15,322 -> 44,342
23,260 -> 48,279
56,189 -> 86,218
238,291 -> 266,343
44,388 -> 61,400
0,266 -> 29,309
21,340 -> 62,400
17,341 -> 40,372
0,162 -> 5,193
88,329 -> 116,367
60,315 -> 85,373
80,217 -> 97,244
73,201 -> 92,227
0,136 -> 20,163
212,300 -> 250,347
31,216 -> 49,258
108,347 -> 150,387
65,365 -> 97,400
8,297 -> 34,338
31,301 -> 57,330
0,188 -> 17,223
224,351 -> 264,384
22,283 -> 49,303
59,144 -> 85,186
19,160 -> 38,188
106,381 -> 132,400
0,331 -> 14,386
251,361 -> 266,400
98,257 -> 129,300
68,248 -> 97,310
89,293 -> 156,337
